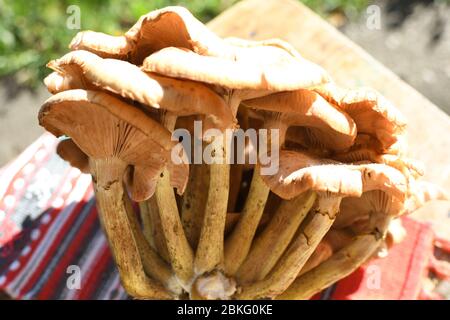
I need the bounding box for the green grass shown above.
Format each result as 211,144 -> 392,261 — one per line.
0,0 -> 368,88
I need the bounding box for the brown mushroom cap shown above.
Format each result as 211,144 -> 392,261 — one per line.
340,88 -> 407,148
44,72 -> 80,95
314,83 -> 407,149
142,46 -> 330,93
39,89 -> 188,199
331,132 -> 422,176
243,89 -> 357,151
56,138 -> 89,173
333,147 -> 424,178
337,179 -> 448,232
261,150 -> 407,200
312,82 -> 346,106
69,6 -> 233,64
335,190 -> 404,229
45,50 -> 235,131
223,37 -> 305,60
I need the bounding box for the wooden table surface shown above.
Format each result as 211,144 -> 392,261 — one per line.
208,0 -> 450,236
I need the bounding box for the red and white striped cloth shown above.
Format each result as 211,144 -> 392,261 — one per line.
0,134 -> 126,299
0,134 -> 447,299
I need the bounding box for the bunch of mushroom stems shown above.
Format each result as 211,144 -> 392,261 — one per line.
39,6 -> 448,300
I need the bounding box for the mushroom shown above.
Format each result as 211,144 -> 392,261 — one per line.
142,41 -> 332,215
138,196 -> 170,263
223,37 -> 307,60
56,138 -> 89,173
332,134 -> 423,179
69,6 -> 234,63
234,150 -> 406,299
141,38 -> 331,279
311,81 -> 345,106
342,89 -> 407,148
142,45 -> 330,115
56,133 -> 168,206
37,5 -> 448,300
44,50 -> 241,286
243,90 -> 357,151
278,228 -> 386,300
279,190 -> 402,299
283,179 -> 448,300
180,163 -> 210,248
44,50 -> 234,132
223,169 -> 272,275
171,117 -> 212,249
234,190 -> 317,284
314,83 -> 407,149
39,89 -> 189,298
44,71 -> 80,95
335,180 -> 448,231
192,130 -> 230,278
298,229 -> 353,276
222,90 -> 357,275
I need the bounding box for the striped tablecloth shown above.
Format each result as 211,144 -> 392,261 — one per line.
0,134 -> 127,299
0,134 -> 442,300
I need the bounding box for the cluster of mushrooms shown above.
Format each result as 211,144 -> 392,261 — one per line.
38,7 -> 447,299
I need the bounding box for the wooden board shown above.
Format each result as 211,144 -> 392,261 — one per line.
208,0 -> 449,235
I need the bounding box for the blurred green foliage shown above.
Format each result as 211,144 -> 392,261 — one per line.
0,0 -> 368,88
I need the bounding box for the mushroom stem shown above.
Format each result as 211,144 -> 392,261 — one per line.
90,158 -> 172,299
146,111 -> 194,285
277,234 -> 381,300
226,104 -> 249,213
227,163 -> 244,212
181,163 -> 210,248
297,241 -> 334,276
277,213 -> 391,300
297,229 -> 353,277
154,168 -> 194,285
236,194 -> 340,299
195,135 -> 230,274
123,191 -> 181,294
139,202 -> 152,243
224,170 -> 270,275
224,115 -> 285,276
139,199 -> 171,263
236,191 -> 317,283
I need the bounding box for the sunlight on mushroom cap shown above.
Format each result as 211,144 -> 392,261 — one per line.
39,89 -> 188,199
46,50 -> 235,131
261,150 -> 407,200
69,6 -> 233,64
